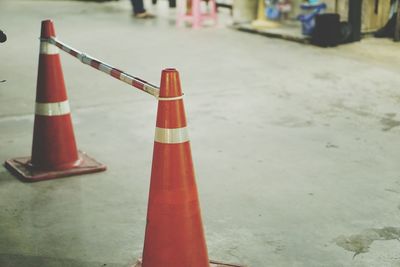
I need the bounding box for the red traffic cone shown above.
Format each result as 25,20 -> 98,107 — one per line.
134,69 -> 245,267
4,20 -> 106,181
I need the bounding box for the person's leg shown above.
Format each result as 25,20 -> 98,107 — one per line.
187,0 -> 192,14
169,0 -> 176,8
130,0 -> 146,15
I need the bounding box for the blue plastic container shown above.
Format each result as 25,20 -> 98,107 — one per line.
266,7 -> 280,20
298,3 -> 327,35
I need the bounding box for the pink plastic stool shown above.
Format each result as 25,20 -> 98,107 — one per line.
177,0 -> 218,29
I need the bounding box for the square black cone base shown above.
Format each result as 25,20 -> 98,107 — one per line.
133,258 -> 246,267
4,151 -> 106,182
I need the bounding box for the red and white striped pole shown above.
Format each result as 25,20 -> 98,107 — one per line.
44,37 -> 160,97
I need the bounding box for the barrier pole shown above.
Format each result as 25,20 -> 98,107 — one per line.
41,37 -> 160,98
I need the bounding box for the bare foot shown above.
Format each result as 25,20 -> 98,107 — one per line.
134,12 -> 155,19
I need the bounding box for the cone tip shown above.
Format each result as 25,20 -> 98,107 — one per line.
42,19 -> 54,24
40,19 -> 56,38
162,68 -> 178,73
160,68 -> 182,97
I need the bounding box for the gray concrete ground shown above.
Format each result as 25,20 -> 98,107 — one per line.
1,0 -> 400,266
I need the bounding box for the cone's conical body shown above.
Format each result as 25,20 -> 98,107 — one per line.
31,19 -> 81,170
142,69 -> 210,267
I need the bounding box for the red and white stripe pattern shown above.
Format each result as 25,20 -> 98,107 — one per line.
41,37 -> 160,98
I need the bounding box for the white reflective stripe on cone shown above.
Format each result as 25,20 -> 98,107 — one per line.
35,100 -> 70,116
40,41 -> 59,55
154,127 -> 189,144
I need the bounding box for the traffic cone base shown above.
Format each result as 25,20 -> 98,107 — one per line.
133,258 -> 247,267
4,151 -> 106,182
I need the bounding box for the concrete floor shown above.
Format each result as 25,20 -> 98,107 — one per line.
1,0 -> 400,266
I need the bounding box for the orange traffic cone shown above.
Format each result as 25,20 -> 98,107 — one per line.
4,20 -> 106,181
134,69 -> 244,267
